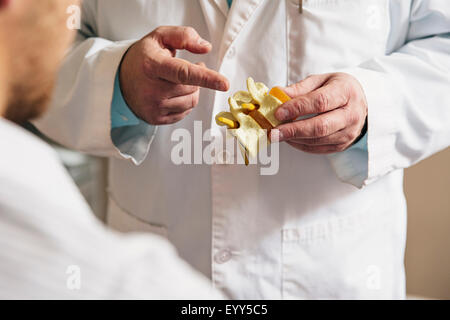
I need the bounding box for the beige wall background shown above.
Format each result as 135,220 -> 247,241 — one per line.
404,148 -> 450,299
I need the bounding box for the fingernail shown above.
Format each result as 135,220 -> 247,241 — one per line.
217,80 -> 228,91
198,38 -> 211,47
276,108 -> 290,121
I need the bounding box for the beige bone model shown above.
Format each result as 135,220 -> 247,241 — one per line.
215,78 -> 291,164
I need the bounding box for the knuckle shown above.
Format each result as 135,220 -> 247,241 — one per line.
152,26 -> 163,36
190,94 -> 198,108
292,100 -> 305,116
347,110 -> 360,125
152,26 -> 167,39
344,131 -> 356,143
160,101 -> 171,110
302,74 -> 316,86
284,125 -> 299,140
295,80 -> 306,89
337,136 -> 347,145
193,92 -> 200,106
315,92 -> 328,113
296,78 -> 308,90
183,26 -> 197,40
314,119 -> 329,137
176,63 -> 190,83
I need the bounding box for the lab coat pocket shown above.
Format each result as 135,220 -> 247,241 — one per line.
281,209 -> 397,299
106,195 -> 168,238
286,0 -> 390,82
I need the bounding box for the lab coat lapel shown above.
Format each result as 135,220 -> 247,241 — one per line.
213,0 -> 230,17
218,0 -> 263,61
198,0 -> 228,44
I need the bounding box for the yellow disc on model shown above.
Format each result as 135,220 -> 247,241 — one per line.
241,103 -> 257,111
217,116 -> 239,129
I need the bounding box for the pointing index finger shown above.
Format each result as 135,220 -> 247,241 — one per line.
157,55 -> 229,91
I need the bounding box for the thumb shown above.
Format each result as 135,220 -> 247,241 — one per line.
154,26 -> 212,54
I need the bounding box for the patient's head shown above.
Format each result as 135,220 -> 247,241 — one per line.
0,0 -> 78,124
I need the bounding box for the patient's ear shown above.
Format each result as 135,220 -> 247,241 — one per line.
0,0 -> 11,10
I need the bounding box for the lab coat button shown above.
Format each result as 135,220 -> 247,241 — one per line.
215,249 -> 232,264
227,47 -> 236,59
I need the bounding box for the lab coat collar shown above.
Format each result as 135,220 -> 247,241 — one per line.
222,0 -> 263,42
199,0 -> 264,62
199,0 -> 228,51
214,0 -> 230,17
221,0 -> 264,63
199,0 -> 228,21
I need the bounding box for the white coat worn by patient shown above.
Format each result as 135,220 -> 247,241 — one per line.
35,0 -> 450,299
0,118 -> 223,299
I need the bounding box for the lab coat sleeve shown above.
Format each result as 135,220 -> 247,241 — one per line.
328,133 -> 368,188
33,1 -> 154,162
333,0 -> 450,188
111,72 -> 157,165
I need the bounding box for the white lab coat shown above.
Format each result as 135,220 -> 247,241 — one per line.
0,118 -> 223,299
35,0 -> 450,299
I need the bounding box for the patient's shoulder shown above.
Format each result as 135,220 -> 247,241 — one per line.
0,118 -> 59,167
0,118 -> 90,214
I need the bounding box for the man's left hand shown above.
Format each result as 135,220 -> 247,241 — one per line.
272,73 -> 368,154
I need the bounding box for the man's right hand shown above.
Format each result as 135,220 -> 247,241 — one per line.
119,26 -> 229,125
